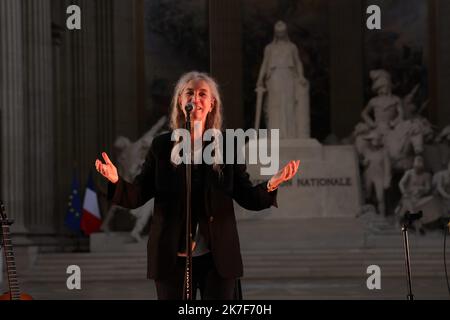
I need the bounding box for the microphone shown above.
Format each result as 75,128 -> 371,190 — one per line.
185,101 -> 195,114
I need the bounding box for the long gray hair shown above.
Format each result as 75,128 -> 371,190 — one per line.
169,71 -> 223,131
169,71 -> 224,172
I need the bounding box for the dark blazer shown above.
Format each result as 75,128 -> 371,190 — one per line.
109,132 -> 278,280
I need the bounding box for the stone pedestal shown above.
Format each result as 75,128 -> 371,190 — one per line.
235,139 -> 363,220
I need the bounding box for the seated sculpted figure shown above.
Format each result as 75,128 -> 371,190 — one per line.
436,126 -> 450,167
397,155 -> 432,234
432,160 -> 450,218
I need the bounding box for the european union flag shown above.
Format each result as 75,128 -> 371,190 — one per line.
65,172 -> 82,234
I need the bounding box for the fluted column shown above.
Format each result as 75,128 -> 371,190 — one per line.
329,0 -> 364,138
58,0 -> 101,191
95,0 -> 115,152
94,0 -> 116,214
54,0 -> 97,232
51,0 -> 66,232
431,0 -> 450,127
60,0 -> 116,203
209,0 -> 244,129
0,0 -> 27,233
113,0 -> 140,139
22,0 -> 55,233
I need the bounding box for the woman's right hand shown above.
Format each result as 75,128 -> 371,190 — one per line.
95,152 -> 119,184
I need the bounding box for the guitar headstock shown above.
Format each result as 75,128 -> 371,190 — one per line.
0,200 -> 6,222
0,200 -> 28,300
0,200 -> 12,226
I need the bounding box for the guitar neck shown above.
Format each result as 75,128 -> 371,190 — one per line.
1,224 -> 22,300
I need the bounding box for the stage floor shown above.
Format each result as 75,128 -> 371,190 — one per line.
15,277 -> 449,300
3,217 -> 449,300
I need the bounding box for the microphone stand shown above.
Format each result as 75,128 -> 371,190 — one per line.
402,223 -> 414,300
183,104 -> 193,300
401,211 -> 421,301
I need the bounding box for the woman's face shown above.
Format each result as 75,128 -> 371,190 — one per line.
179,79 -> 215,125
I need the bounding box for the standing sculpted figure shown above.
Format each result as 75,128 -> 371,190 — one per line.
361,131 -> 391,216
361,70 -> 403,138
397,155 -> 432,233
255,20 -> 310,138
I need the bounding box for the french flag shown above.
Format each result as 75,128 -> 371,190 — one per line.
80,173 -> 102,235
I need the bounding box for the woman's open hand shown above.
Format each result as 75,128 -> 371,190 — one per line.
268,160 -> 300,191
95,152 -> 119,184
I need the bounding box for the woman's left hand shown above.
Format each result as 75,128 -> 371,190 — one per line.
268,160 -> 300,191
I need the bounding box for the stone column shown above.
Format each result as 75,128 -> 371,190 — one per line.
22,0 -> 55,233
113,0 -> 139,140
329,0 -> 364,138
71,0 -> 97,187
0,0 -> 27,233
94,0 -> 117,215
51,0 -> 66,232
95,0 -> 115,150
209,0 -> 244,129
431,0 -> 450,127
56,0 -> 118,214
53,0 -> 103,232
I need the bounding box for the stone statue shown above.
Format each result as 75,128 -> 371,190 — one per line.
352,122 -> 372,161
402,84 -> 434,143
402,84 -> 421,121
361,70 -> 403,137
101,116 -> 167,242
432,160 -> 450,217
433,125 -> 450,169
436,125 -> 450,144
356,73 -> 431,171
396,155 -> 432,233
255,20 -> 310,139
383,118 -> 424,171
361,130 -> 391,216
351,72 -> 449,228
